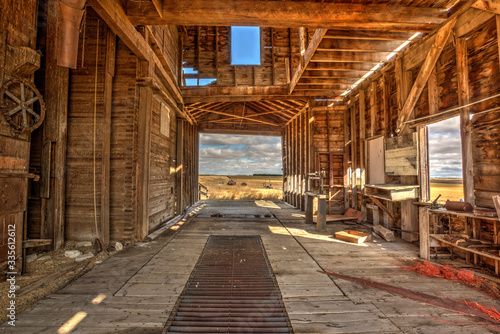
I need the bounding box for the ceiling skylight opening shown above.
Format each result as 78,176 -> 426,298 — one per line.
231,27 -> 261,65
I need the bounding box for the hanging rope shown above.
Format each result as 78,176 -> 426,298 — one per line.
93,20 -> 100,241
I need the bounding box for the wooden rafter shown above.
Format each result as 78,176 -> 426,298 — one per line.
188,106 -> 280,126
472,0 -> 500,15
289,29 -> 328,94
396,16 -> 458,133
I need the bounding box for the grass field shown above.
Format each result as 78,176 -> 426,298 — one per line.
199,175 -> 283,200
430,178 -> 464,203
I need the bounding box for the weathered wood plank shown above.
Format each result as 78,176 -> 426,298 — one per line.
289,29 -> 327,94
128,1 -> 447,30
396,17 -> 457,133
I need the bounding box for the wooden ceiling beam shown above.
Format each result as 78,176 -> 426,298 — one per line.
126,0 -> 447,30
317,39 -> 404,53
302,70 -> 367,79
312,51 -> 392,63
294,84 -> 351,91
324,30 -> 419,41
306,62 -> 377,71
183,95 -> 340,103
298,77 -> 358,84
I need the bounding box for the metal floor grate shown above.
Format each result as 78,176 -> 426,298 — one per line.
163,235 -> 293,333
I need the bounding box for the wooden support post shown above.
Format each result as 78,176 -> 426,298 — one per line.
100,30 -> 116,249
343,106 -> 350,210
197,26 -> 200,86
176,119 -> 185,214
215,27 -> 219,85
44,0 -> 70,249
298,113 -> 303,209
419,207 -> 430,260
178,35 -> 184,86
271,28 -> 275,85
305,192 -> 314,224
136,59 -> 154,240
317,194 -> 327,232
401,199 -> 419,242
386,201 -> 394,229
456,36 -> 475,206
367,204 -> 380,225
359,90 -> 367,219
382,73 -> 390,137
299,27 -> 306,67
418,126 -> 430,202
350,101 -> 357,210
370,81 -> 377,137
294,118 -> 299,207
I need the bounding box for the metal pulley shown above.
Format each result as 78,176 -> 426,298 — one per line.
1,78 -> 46,132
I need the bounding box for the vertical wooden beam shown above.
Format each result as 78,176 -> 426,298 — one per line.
419,206 -> 430,260
271,27 -> 275,85
281,129 -> 286,200
395,57 -> 405,114
286,124 -> 291,203
350,100 -> 358,210
343,105 -> 350,210
215,27 -> 219,85
176,119 -> 185,214
418,126 -> 430,202
299,112 -> 303,210
136,59 -> 154,240
370,81 -> 377,137
293,118 -> 298,206
359,90 -> 367,218
382,73 -> 390,137
401,199 -> 418,242
307,105 -> 313,192
44,0 -> 70,249
427,67 -> 438,115
178,35 -> 184,86
101,30 -> 116,249
456,36 -> 475,206
197,26 -> 201,86
299,27 -> 306,67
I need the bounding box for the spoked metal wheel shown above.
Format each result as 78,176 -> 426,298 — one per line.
1,78 -> 46,132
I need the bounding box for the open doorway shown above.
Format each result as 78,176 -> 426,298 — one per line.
427,116 -> 464,203
198,133 -> 283,200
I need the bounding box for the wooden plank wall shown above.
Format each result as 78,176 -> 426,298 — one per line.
282,101 -> 346,213
0,0 -> 38,271
343,9 -> 500,240
183,26 -> 295,86
148,98 -> 177,231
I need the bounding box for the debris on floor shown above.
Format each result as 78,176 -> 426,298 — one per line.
403,260 -> 500,299
373,224 -> 395,241
320,269 -> 500,330
334,230 -> 371,244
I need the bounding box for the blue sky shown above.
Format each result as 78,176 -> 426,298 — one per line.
199,134 -> 282,175
427,116 -> 463,178
231,27 -> 261,65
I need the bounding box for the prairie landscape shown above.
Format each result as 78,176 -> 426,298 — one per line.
199,175 -> 283,200
430,178 -> 464,203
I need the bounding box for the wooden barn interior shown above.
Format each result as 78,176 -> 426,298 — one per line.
1,0 -> 500,333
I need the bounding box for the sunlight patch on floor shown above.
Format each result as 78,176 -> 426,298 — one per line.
268,226 -> 368,247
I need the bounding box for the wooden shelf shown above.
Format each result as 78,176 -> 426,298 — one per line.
364,184 -> 419,201
429,208 -> 499,222
430,234 -> 500,272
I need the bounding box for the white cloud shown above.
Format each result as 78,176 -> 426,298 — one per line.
199,134 -> 282,175
428,116 -> 463,178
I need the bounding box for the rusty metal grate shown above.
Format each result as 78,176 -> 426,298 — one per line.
163,235 -> 293,333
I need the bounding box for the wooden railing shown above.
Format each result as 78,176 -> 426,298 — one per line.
199,183 -> 209,200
